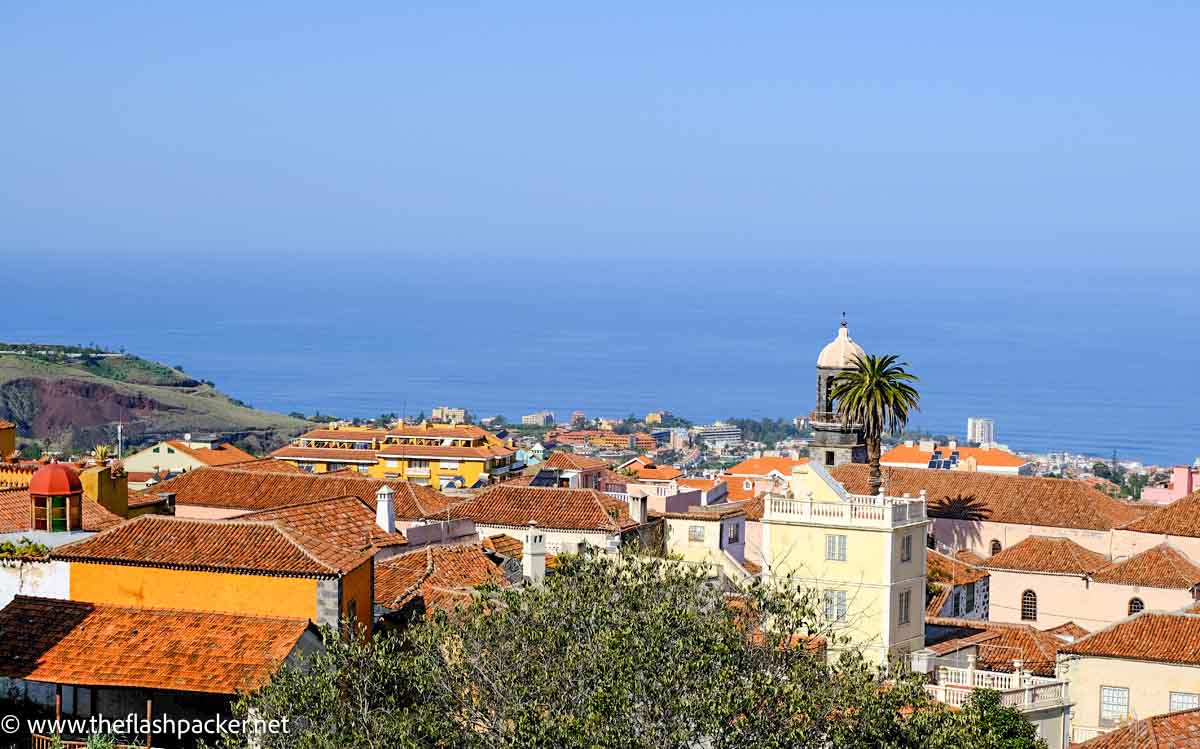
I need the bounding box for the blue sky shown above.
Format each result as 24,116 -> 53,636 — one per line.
3,2 -> 1198,270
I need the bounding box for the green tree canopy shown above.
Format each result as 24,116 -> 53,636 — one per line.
221,551 -> 1043,749
831,353 -> 921,494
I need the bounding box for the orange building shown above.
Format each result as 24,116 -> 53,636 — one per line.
0,420 -> 14,461
53,514 -> 374,634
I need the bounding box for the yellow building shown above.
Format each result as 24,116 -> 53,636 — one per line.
0,421 -> 14,460
761,462 -> 928,665
53,514 -> 374,634
273,422 -> 519,489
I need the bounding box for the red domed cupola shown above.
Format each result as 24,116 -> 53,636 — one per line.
28,462 -> 83,533
29,463 -> 83,497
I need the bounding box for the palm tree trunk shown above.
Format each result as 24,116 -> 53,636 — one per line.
867,435 -> 882,495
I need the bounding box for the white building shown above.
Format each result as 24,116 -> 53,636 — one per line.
967,417 -> 996,446
522,411 -> 555,427
697,422 -> 742,449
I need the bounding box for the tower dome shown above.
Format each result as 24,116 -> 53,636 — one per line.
816,318 -> 866,370
29,462 -> 83,496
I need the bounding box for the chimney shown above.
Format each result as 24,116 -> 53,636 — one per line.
375,484 -> 395,533
948,440 -> 958,450
904,439 -> 914,448
628,490 -> 648,524
918,439 -> 935,452
523,521 -> 546,584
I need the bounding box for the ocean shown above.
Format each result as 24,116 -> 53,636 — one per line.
7,251 -> 1199,466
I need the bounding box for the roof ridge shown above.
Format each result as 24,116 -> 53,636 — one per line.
241,493 -> 372,518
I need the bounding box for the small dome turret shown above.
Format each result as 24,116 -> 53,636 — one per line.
817,317 -> 866,370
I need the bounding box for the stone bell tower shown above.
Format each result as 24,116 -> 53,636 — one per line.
810,316 -> 868,467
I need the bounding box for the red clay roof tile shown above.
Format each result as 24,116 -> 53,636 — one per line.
449,485 -> 638,533
983,536 -> 1110,575
1091,543 -> 1200,590
1061,611 -> 1200,666
1075,707 -> 1200,748
375,544 -> 507,613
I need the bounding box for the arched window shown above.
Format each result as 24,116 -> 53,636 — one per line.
990,539 -> 1002,556
743,479 -> 753,491
1128,598 -> 1144,615
1021,590 -> 1038,621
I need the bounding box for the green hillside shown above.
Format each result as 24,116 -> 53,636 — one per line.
0,343 -> 311,456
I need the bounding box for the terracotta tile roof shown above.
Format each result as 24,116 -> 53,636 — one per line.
0,595 -> 312,694
926,617 -> 1065,676
52,515 -> 370,577
1123,491 -> 1200,537
271,446 -> 379,463
983,535 -> 1110,575
374,442 -> 514,460
1075,707 -> 1200,748
1061,611 -> 1200,666
831,464 -> 1148,531
1045,621 -> 1089,640
677,478 -> 719,491
481,533 -> 523,558
135,465 -> 449,517
542,452 -> 608,471
742,559 -> 762,575
724,457 -> 808,477
636,465 -> 683,481
375,544 -> 508,613
449,485 -> 638,532
480,533 -> 559,570
953,549 -> 987,566
0,488 -> 123,533
881,444 -> 1028,469
240,495 -> 407,552
165,440 -> 257,467
1091,543 -> 1200,590
719,477 -> 762,502
723,496 -> 764,521
926,549 -> 989,616
0,421 -> 13,429
218,457 -> 305,474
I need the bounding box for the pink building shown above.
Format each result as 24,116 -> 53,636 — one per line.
1142,465 -> 1199,504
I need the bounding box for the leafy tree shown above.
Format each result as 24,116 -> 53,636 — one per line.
222,551 -> 1043,749
831,354 -> 921,494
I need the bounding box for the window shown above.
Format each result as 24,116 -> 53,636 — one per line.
167,447 -> 175,454
825,534 -> 847,561
726,522 -> 740,545
1170,692 -> 1200,712
357,465 -> 369,475
825,451 -> 835,466
1021,590 -> 1038,621
898,589 -> 912,625
1100,686 -> 1130,726
950,592 -> 961,618
965,582 -> 975,613
743,479 -> 752,491
688,525 -> 705,543
901,534 -> 913,562
1128,597 -> 1144,615
386,459 -> 399,468
408,459 -> 429,470
823,590 -> 847,622
990,540 -> 1002,556
927,533 -> 936,550
152,446 -> 160,454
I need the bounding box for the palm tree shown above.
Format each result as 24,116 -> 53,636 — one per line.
830,353 -> 921,495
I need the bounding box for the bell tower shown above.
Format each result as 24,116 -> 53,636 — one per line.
810,316 -> 868,467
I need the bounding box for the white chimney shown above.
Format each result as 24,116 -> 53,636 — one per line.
523,521 -> 546,584
948,440 -> 958,450
627,489 -> 648,523
375,484 -> 396,533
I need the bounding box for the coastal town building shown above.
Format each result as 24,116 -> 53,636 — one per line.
272,422 -> 519,488
447,484 -> 645,554
1058,609 -> 1200,743
375,542 -> 509,625
134,462 -> 450,528
1072,707 -> 1200,748
431,405 -> 467,424
720,456 -> 808,500
51,514 -> 374,633
521,411 -> 555,427
1142,464 -> 1200,504
695,422 -> 742,449
653,503 -> 755,583
926,549 -> 989,620
983,537 -> 1200,631
881,440 -> 1032,475
810,319 -> 868,467
761,461 -> 928,663
0,595 -> 321,744
967,417 -> 997,446
528,451 -> 608,489
122,433 -> 256,476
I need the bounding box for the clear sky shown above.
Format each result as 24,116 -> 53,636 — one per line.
3,2 -> 1198,269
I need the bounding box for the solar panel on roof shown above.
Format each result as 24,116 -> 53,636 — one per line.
927,459 -> 939,469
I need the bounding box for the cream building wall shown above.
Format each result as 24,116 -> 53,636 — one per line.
763,463 -> 927,663
933,518 -> 1114,558
988,568 -> 1196,631
1057,655 -> 1200,742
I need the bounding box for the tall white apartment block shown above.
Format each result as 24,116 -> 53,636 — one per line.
967,417 -> 995,446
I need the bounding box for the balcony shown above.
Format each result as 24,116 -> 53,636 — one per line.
763,492 -> 926,529
809,410 -> 862,429
924,664 -> 1070,713
405,467 -> 431,477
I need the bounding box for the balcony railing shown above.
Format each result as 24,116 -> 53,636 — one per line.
32,736 -> 152,749
809,411 -> 862,429
764,493 -> 926,528
924,665 -> 1069,712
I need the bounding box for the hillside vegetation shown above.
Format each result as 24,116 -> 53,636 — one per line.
0,344 -> 310,456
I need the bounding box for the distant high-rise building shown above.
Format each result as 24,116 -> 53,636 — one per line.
432,406 -> 467,424
967,417 -> 996,446
522,411 -> 555,427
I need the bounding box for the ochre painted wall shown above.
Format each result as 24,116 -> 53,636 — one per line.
342,560 -> 373,636
0,424 -> 15,459
69,562 -> 319,620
